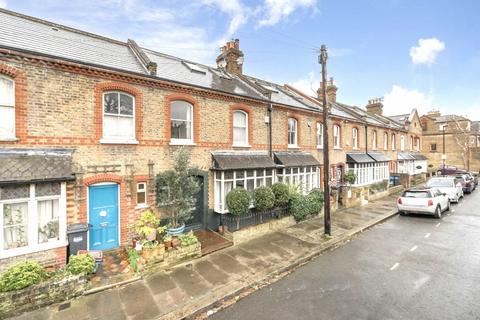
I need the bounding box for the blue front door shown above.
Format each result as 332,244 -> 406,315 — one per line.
89,184 -> 119,251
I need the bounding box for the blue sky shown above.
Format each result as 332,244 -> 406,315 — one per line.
2,0 -> 480,119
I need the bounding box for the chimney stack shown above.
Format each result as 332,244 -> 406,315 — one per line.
216,39 -> 244,75
366,98 -> 384,115
317,77 -> 337,103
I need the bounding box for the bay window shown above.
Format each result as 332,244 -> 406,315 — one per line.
0,75 -> 15,139
276,167 -> 319,195
0,182 -> 67,258
233,111 -> 248,146
347,162 -> 389,186
102,91 -> 136,143
171,100 -> 193,144
288,118 -> 298,147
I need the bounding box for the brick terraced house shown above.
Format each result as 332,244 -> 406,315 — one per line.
0,8 -> 426,270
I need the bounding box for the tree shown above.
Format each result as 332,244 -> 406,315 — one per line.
156,148 -> 200,228
449,119 -> 471,169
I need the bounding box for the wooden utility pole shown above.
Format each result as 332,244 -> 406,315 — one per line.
319,44 -> 331,236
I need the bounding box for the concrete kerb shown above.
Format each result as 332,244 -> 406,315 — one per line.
166,208 -> 399,320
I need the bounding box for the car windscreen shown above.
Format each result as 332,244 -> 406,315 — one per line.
402,191 -> 430,198
427,179 -> 452,187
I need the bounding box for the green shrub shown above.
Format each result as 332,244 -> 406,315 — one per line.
226,187 -> 251,216
179,231 -> 198,246
271,183 -> 290,207
253,186 -> 275,211
126,248 -> 140,272
67,254 -> 96,275
0,261 -> 44,292
289,194 -> 310,222
306,188 -> 324,216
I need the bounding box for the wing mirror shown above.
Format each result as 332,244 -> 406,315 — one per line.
456,183 -> 462,188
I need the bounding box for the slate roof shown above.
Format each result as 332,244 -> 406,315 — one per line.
435,114 -> 469,123
389,114 -> 409,124
346,153 -> 375,163
211,152 -> 276,170
0,149 -> 75,185
368,152 -> 391,162
274,152 -> 320,167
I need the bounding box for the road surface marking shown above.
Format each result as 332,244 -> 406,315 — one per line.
390,263 -> 400,271
425,233 -> 431,238
410,245 -> 418,252
436,223 -> 441,227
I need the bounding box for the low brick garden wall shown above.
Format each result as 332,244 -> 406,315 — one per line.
140,242 -> 202,272
0,274 -> 87,319
227,216 -> 296,245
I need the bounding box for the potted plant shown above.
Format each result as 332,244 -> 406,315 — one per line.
171,236 -> 181,248
131,210 -> 160,243
141,240 -> 158,261
345,170 -> 357,198
156,148 -> 200,235
163,235 -> 173,250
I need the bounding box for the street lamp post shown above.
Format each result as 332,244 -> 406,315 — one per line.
319,44 -> 331,236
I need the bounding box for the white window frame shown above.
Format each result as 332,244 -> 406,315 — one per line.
288,118 -> 298,148
0,75 -> 16,140
391,134 -> 396,151
352,128 -> 358,149
347,162 -> 389,186
233,110 -> 249,147
170,100 -> 195,145
101,91 -> 137,144
400,135 -> 405,151
136,182 -> 148,208
0,182 -> 67,259
372,130 -> 377,150
333,124 -> 341,149
384,132 -> 388,150
317,123 -> 323,149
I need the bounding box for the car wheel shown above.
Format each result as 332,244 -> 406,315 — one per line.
399,211 -> 406,216
435,206 -> 442,219
446,200 -> 450,211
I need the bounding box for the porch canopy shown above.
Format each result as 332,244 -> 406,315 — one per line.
273,151 -> 320,167
346,153 -> 375,163
410,153 -> 428,160
211,152 -> 276,170
398,152 -> 416,160
368,152 -> 391,162
0,148 -> 75,185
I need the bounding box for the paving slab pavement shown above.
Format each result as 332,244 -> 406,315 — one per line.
10,194 -> 399,320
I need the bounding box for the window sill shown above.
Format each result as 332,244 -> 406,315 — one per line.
333,147 -> 342,150
135,204 -> 149,210
169,140 -> 196,146
288,145 -> 300,149
0,137 -> 19,142
100,139 -> 139,145
233,144 -> 251,148
316,145 -> 323,149
0,240 -> 68,260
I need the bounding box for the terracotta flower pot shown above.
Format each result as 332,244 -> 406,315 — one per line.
171,237 -> 181,248
164,240 -> 172,249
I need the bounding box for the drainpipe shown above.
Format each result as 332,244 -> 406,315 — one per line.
267,94 -> 273,158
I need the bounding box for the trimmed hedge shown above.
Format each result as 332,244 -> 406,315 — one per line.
67,254 -> 96,275
289,194 -> 310,222
0,261 -> 44,292
306,188 -> 324,216
226,187 -> 251,216
271,183 -> 290,207
253,186 -> 275,211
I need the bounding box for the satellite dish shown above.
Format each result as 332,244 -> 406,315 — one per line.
237,56 -> 244,65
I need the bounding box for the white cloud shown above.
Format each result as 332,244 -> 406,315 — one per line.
202,0 -> 249,41
257,0 -> 317,27
409,38 -> 445,66
289,71 -> 320,96
384,85 -> 434,115
0,0 -> 7,8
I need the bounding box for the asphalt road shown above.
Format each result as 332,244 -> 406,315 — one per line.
211,190 -> 480,320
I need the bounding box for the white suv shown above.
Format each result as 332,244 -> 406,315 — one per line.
397,188 -> 450,218
426,177 -> 463,203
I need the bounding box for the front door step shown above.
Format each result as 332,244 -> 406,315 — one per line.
194,230 -> 233,256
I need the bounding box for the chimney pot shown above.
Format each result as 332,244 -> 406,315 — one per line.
216,39 -> 244,75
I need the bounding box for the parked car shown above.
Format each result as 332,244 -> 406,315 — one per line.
397,188 -> 450,218
436,166 -> 465,176
455,174 -> 474,193
466,172 -> 477,190
472,173 -> 479,187
426,177 -> 463,203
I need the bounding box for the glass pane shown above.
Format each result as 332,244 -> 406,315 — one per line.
0,77 -> 14,106
247,170 -> 255,177
256,169 -> 264,177
171,120 -> 191,140
224,181 -> 233,209
233,111 -> 247,127
266,169 -> 272,176
36,183 -> 61,197
266,177 -> 272,186
3,202 -> 28,250
0,106 -> 15,137
171,101 -> 192,120
276,168 -> 283,175
119,94 -> 133,115
224,171 -> 234,180
236,180 -> 245,188
117,117 -> 134,138
236,170 -> 245,179
0,185 -> 29,200
137,191 -> 146,204
286,168 -> 291,174
256,178 -> 264,187
104,92 -> 119,114
38,199 -> 59,243
233,127 -> 246,144
247,179 -> 254,193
